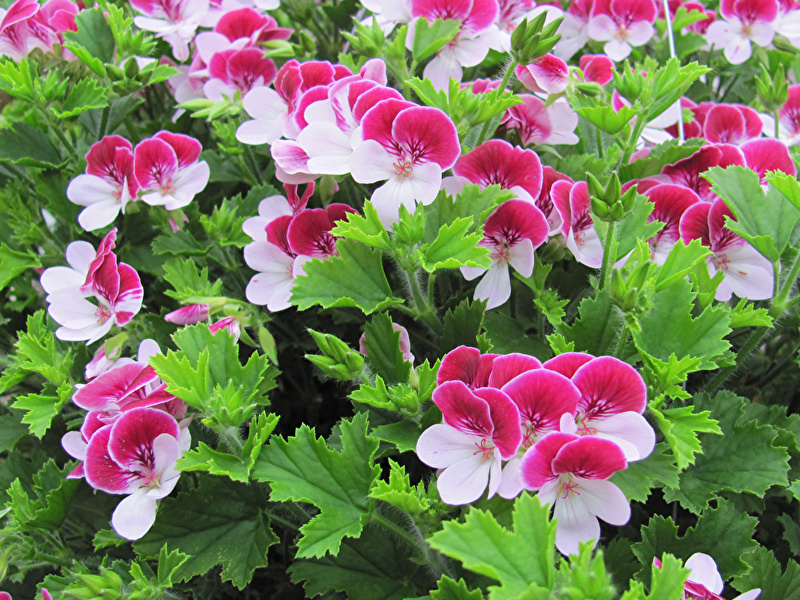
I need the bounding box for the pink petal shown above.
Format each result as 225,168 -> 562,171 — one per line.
84,425 -> 140,494
392,106 -> 460,169
154,131 -> 202,168
107,407 -> 180,470
73,363 -> 157,411
543,352 -> 595,378
572,356 -> 647,418
741,138 -> 797,179
520,431 -> 579,487
474,387 -> 522,459
454,139 -> 544,202
680,201 -> 712,246
488,353 -> 542,388
502,369 -> 582,442
437,345 -> 497,388
134,138 -> 179,190
434,380 -> 494,438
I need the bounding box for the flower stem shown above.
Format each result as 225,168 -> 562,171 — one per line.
598,221 -> 617,290
476,59 -> 517,146
772,250 -> 800,317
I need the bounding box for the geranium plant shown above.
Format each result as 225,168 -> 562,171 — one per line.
2,0 -> 800,598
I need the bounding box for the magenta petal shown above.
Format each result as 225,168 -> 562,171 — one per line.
502,369 -> 582,440
84,425 -> 140,494
107,407 -> 180,470
437,345 -> 497,388
484,199 -> 549,248
644,184 -> 701,238
85,135 -> 134,180
73,363 -> 156,411
487,353 -> 542,388
215,7 -> 266,40
433,380 -> 494,438
704,104 -> 746,145
680,201 -> 712,246
580,54 -> 614,85
543,352 -> 595,378
114,262 -> 143,325
454,139 -> 544,200
154,131 -> 202,168
551,436 -> 627,479
474,387 -> 522,459
392,106 -> 460,169
352,85 -> 404,124
361,98 -> 417,149
287,208 -> 336,257
1,0 -> 39,29
708,198 -> 738,248
134,138 -> 179,190
741,138 -> 797,180
520,431 -> 579,488
572,356 -> 647,418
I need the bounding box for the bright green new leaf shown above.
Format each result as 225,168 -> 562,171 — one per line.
55,79 -> 108,118
767,170 -> 800,211
12,381 -> 73,438
156,545 -> 190,587
289,523 -> 421,600
705,165 -> 800,262
162,257 -> 223,301
654,239 -> 710,291
177,412 -> 279,482
647,59 -> 710,122
644,554 -> 691,600
369,460 -> 430,516
559,289 -> 625,356
577,105 -> 637,134
291,239 -> 403,314
594,191 -> 663,258
331,201 -> 392,251
412,18 -> 461,62
252,412 -> 380,558
649,404 -> 721,471
619,138 -> 705,182
663,391 -> 790,513
6,459 -> 78,530
553,544 -> 616,600
633,276 -> 731,370
732,548 -> 800,600
135,475 -> 278,589
633,498 -> 757,580
350,375 -> 394,410
421,218 -> 490,272
729,298 -> 773,328
406,77 -> 449,113
0,243 -> 41,291
431,576 -> 485,600
441,298 -> 486,354
63,7 -> 115,64
428,493 -> 556,600
610,443 -> 680,503
362,313 -> 412,384
640,353 -> 702,401
424,184 -> 511,244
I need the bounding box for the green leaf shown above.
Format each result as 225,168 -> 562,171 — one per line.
431,576 -> 485,600
424,185 -> 512,244
11,381 -> 73,438
412,18 -> 461,62
663,391 -> 790,513
705,165 -> 800,261
7,459 -> 79,531
161,257 -> 223,301
151,229 -> 209,256
654,239 -> 710,291
0,243 -> 41,291
632,498 -> 757,580
649,405 -> 721,471
594,192 -> 663,258
553,544 -> 617,600
350,375 -> 394,410
640,353 -> 702,400
441,298 -> 486,354
428,493 -> 556,600
644,554 -> 691,600
63,7 -> 115,64
370,420 -> 423,453
619,138 -> 705,182
55,79 -> 108,118
559,289 -> 624,356
289,523 -> 421,600
633,276 -> 731,370
729,298 -> 773,328
0,123 -> 63,168
291,239 -> 403,314
732,548 -> 800,600
331,201 -> 392,251
577,105 -> 637,134
8,311 -> 74,388
483,310 -> 551,357
252,412 -> 381,558
156,545 -> 190,587
0,413 -> 28,453
369,459 -> 430,516
362,312 -> 412,384
176,412 -> 279,482
135,475 -> 278,589
610,443 -> 680,503
647,59 -> 709,122
420,218 -> 490,272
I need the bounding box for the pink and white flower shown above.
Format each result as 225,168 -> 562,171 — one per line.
134,131 -> 210,210
243,214 -> 303,311
703,103 -> 763,145
502,95 -> 579,146
416,380 -> 521,505
350,99 -> 460,226
588,0 -> 657,61
40,229 -> 144,343
680,553 -> 761,600
680,198 -> 774,301
705,0 -> 778,64
66,136 -> 139,231
643,184 -> 701,263
521,432 -> 630,555
554,0 -> 593,59
203,47 -> 277,101
515,53 -> 571,95
460,199 -> 549,309
130,0 -> 209,61
551,180 -> 603,268
436,345 -> 499,389
0,0 -> 45,61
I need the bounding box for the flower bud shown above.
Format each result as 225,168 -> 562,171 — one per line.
165,304 -> 210,325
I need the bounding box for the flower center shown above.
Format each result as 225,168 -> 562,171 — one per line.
394,160 -> 414,180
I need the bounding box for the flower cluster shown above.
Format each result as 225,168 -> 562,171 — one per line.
66,132 -> 210,231
242,182 -> 357,311
40,228 -> 144,343
416,345 -> 655,555
0,0 -> 79,61
61,339 -> 190,540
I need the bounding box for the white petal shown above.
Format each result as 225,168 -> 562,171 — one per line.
40,266 -> 85,296
350,140 -> 396,184
497,456 -> 525,499
111,489 -> 158,540
508,238 -> 535,277
408,161 -> 442,206
299,122 -> 354,175
416,424 -> 480,469
78,200 -> 122,231
65,241 -> 97,276
553,490 -> 600,556
573,477 -> 630,526
593,412 -> 656,461
436,454 -> 493,505
473,263 -> 511,310
67,175 -> 119,207
685,553 -> 724,594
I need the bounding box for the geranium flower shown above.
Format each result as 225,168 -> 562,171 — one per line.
416,381 -> 522,505
502,95 -> 579,146
460,199 -> 549,309
67,135 -> 139,231
704,0 -> 778,64
654,553 -> 761,600
703,103 -> 763,145
521,432 -> 630,555
551,180 -> 603,268
436,345 -> 499,389
588,0 -> 657,61
643,184 -> 701,263
130,0 -> 209,61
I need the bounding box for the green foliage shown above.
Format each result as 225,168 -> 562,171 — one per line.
6,459 -> 78,530
63,7 -> 116,75
732,548 -> 800,600
12,381 -> 74,438
663,391 -> 790,513
420,218 -> 491,272
441,298 -> 486,353
55,79 -> 109,118
291,239 -> 404,314
252,412 -> 380,558
649,405 -> 721,471
559,289 -> 625,356
645,59 -> 710,122
610,444 -> 680,503
331,201 -> 392,251
431,576 -> 486,600
428,494 -> 556,599
619,138 -> 706,182
135,475 -> 278,589
369,459 -> 431,516
362,313 -> 412,384
619,555 -> 690,600
552,544 -> 617,600
412,18 -> 461,62
729,298 -> 774,328
0,122 -> 64,168
161,257 -> 224,301
576,104 -> 637,134
0,243 -> 41,291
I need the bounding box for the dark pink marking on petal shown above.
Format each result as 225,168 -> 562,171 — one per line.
91,252 -> 121,307
662,146 -> 722,199
644,184 -> 701,238
295,85 -> 332,129
83,228 -> 118,291
680,201 -> 712,246
483,199 -> 549,249
114,262 -> 143,326
73,363 -> 156,411
107,407 -> 179,470
352,85 -> 404,124
520,431 -> 578,488
85,136 -> 134,181
215,7 -> 266,40
543,352 -> 595,378
299,60 -> 337,89
572,356 -> 647,419
362,99 -> 424,154
433,380 -> 494,438
285,182 -> 314,213
741,138 -> 797,180
704,104 -> 746,145
437,345 -> 497,388
134,138 -> 178,191
81,410 -> 108,442
287,208 -> 337,257
0,0 -> 39,30
266,214 -> 296,256
708,197 -> 740,250
154,131 -> 202,168
580,54 -> 614,85
538,167 -> 572,224
488,353 -> 542,388
392,105 -> 460,168
474,387 -> 521,459
412,0 -> 471,22
551,180 -> 574,236
326,202 -> 358,224
84,425 -> 139,494
551,436 -> 627,479
454,139 -> 543,200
